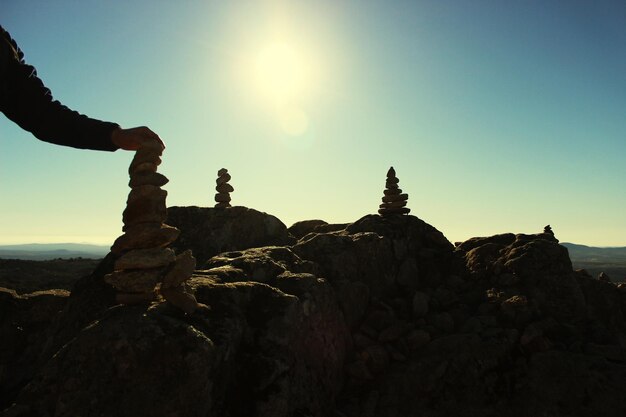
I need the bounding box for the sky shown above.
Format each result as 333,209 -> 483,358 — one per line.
1,0 -> 625,247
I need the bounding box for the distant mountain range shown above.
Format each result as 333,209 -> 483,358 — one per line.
1,242 -> 625,280
0,243 -> 109,260
561,243 -> 626,281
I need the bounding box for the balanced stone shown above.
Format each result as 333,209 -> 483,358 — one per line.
216,172 -> 231,185
111,224 -> 180,254
106,143 -> 201,313
215,193 -> 231,203
122,197 -> 167,227
114,247 -> 175,270
380,200 -> 407,209
161,250 -> 196,289
126,185 -> 166,205
378,167 -> 410,216
215,168 -> 233,208
384,188 -> 401,195
129,171 -> 169,188
129,149 -> 162,175
544,225 -> 554,235
216,183 -> 234,193
130,162 -> 158,174
382,193 -> 408,203
160,286 -> 201,315
104,267 -> 166,292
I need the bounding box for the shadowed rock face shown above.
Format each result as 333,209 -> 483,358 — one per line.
167,206 -> 296,265
4,210 -> 626,417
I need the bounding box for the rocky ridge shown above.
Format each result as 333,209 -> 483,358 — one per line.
2,207 -> 626,416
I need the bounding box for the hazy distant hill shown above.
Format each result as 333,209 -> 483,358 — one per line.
562,242 -> 626,281
0,243 -> 109,260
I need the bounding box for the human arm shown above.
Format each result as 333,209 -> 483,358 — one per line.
0,26 -> 163,152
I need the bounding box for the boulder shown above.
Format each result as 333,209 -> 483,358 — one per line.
167,206 -> 296,265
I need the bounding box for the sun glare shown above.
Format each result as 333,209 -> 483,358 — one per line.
254,42 -> 310,104
247,39 -> 318,137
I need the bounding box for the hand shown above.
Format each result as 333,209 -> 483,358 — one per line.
111,126 -> 165,152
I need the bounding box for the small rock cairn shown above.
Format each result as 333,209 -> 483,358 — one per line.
105,142 -> 201,314
215,168 -> 233,208
378,167 -> 410,216
543,225 -> 554,235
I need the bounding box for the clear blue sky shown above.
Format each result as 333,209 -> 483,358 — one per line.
1,0 -> 625,246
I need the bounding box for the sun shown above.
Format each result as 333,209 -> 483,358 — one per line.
253,41 -> 310,105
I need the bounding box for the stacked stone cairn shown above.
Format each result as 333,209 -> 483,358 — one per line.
378,166 -> 410,216
543,225 -> 554,235
215,168 -> 233,208
105,142 -> 201,314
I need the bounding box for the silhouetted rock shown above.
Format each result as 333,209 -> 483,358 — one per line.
288,219 -> 328,239
167,206 -> 296,265
4,210 -> 626,416
215,168 -> 233,208
378,167 -> 410,216
0,288 -> 69,410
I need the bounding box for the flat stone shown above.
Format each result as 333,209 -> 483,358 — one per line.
130,162 -> 158,175
216,172 -> 231,185
215,193 -> 231,203
111,224 -> 181,254
162,250 -> 196,289
216,183 -> 234,193
104,268 -> 165,292
217,168 -> 228,176
129,149 -> 161,175
129,171 -> 169,188
214,202 -> 231,208
379,201 -> 407,209
160,285 -> 200,314
126,185 -> 166,205
382,193 -> 408,203
381,199 -> 408,209
138,139 -> 164,154
378,207 -> 411,216
383,187 -> 401,195
115,291 -> 157,305
122,212 -> 167,230
114,247 -> 175,270
385,177 -> 400,185
122,193 -> 167,226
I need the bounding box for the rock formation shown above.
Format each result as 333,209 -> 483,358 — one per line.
105,143 -> 201,314
544,224 -> 554,235
378,166 -> 410,216
215,168 -> 233,208
4,209 -> 626,417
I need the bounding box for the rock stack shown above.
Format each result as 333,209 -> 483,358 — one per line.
215,168 -> 233,208
105,143 -> 201,314
378,167 -> 410,216
543,225 -> 554,235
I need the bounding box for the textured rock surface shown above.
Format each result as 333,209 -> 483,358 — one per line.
167,206 -> 296,265
3,210 -> 626,416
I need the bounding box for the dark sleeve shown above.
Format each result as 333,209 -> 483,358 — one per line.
0,26 -> 120,151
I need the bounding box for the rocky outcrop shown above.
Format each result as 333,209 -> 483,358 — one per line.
3,210 -> 626,417
0,288 -> 69,410
166,206 -> 296,265
288,219 -> 350,240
